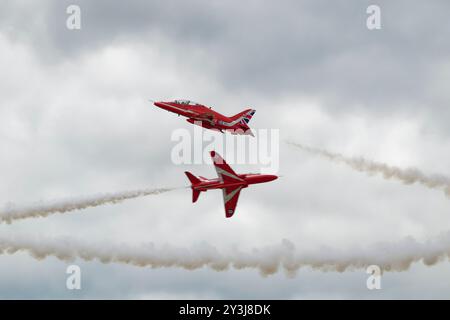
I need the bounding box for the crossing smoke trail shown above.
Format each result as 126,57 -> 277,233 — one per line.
1,233 -> 450,276
0,187 -> 177,224
287,141 -> 450,197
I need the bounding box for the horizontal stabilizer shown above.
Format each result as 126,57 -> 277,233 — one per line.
185,171 -> 201,185
192,189 -> 201,203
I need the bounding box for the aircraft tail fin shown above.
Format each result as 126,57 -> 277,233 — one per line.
185,171 -> 202,203
230,109 -> 256,125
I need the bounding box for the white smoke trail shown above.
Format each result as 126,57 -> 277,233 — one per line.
1,233 -> 450,276
287,141 -> 450,197
0,187 -> 177,224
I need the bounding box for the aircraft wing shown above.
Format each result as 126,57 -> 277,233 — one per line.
210,151 -> 244,183
222,185 -> 243,218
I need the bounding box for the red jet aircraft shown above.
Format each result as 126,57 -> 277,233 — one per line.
153,99 -> 256,136
185,151 -> 278,218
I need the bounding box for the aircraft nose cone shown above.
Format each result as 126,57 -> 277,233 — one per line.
154,101 -> 171,111
257,174 -> 278,183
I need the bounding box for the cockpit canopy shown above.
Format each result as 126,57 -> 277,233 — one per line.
173,99 -> 201,106
244,173 -> 259,176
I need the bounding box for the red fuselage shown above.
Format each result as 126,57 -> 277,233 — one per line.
153,100 -> 254,135
185,150 -> 276,217
193,174 -> 278,192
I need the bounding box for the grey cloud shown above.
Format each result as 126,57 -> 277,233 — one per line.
4,1 -> 450,118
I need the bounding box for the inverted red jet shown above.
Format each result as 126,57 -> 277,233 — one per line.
153,99 -> 256,136
185,151 -> 278,218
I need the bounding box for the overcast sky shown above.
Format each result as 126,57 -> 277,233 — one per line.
1,0 -> 450,299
